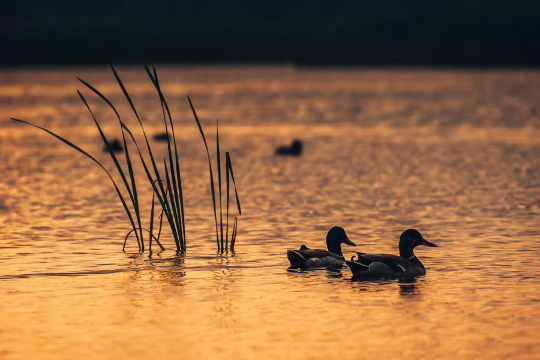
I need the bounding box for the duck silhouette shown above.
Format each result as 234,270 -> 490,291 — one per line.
346,229 -> 437,278
103,139 -> 123,154
275,139 -> 303,156
287,227 -> 356,268
152,133 -> 170,142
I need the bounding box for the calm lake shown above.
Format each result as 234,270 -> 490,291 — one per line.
1,67 -> 540,359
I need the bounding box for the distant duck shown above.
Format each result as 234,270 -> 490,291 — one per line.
287,226 -> 356,268
103,139 -> 123,154
275,139 -> 303,156
346,229 -> 437,278
153,133 -> 170,142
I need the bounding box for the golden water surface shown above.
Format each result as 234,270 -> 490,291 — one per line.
1,67 -> 540,359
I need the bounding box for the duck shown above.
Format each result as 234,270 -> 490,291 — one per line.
152,132 -> 170,142
346,229 -> 437,278
275,139 -> 303,156
103,139 -> 123,154
287,226 -> 356,268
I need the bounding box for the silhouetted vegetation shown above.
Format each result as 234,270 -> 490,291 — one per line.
11,65 -> 242,253
188,100 -> 241,252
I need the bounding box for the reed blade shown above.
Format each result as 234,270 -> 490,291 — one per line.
153,183 -> 168,247
149,191 -> 156,252
226,152 -> 242,215
217,119 -> 223,251
76,82 -> 135,205
122,134 -> 143,251
124,228 -> 164,251
10,117 -> 140,252
157,209 -> 165,241
77,85 -> 144,251
149,66 -> 185,251
226,152 -> 231,250
164,159 -> 181,250
187,95 -> 220,248
231,217 -> 238,251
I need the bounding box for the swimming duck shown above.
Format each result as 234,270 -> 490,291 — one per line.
153,132 -> 171,142
103,139 -> 123,154
346,229 -> 437,278
287,226 -> 356,268
275,139 -> 303,156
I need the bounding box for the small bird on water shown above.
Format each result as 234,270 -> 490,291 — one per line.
275,139 -> 303,156
287,226 -> 356,268
346,229 -> 438,278
103,139 -> 123,154
153,132 -> 170,142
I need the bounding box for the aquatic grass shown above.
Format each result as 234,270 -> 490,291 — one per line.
217,119 -> 224,249
125,184 -> 166,253
149,190 -> 156,252
226,151 -> 230,249
108,65 -> 182,252
226,152 -> 242,251
231,217 -> 238,251
12,65 -> 242,254
149,66 -> 185,251
227,152 -> 242,217
225,151 -> 241,250
148,184 -> 167,253
77,82 -> 144,252
123,228 -> 165,252
188,98 -> 242,252
89,64 -> 185,252
188,96 -> 220,249
153,67 -> 186,246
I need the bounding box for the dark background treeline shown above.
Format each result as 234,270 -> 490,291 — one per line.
2,0 -> 539,66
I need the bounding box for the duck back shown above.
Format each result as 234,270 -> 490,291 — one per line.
347,253 -> 425,278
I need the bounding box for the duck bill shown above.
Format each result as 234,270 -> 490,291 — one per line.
422,238 -> 438,247
344,237 -> 356,246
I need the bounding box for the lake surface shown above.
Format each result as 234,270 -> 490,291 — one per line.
1,67 -> 540,359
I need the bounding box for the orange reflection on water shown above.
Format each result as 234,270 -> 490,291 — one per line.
1,67 -> 540,359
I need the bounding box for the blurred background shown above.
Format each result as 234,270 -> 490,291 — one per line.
2,0 -> 540,66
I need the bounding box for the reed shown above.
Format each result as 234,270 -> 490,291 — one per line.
226,152 -> 241,251
188,98 -> 242,252
11,65 -> 241,253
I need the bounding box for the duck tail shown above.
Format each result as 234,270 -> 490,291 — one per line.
287,250 -> 306,268
346,256 -> 371,275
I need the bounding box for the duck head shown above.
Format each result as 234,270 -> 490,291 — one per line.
399,229 -> 437,258
326,226 -> 356,256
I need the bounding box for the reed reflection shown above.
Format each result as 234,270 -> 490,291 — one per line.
124,251 -> 187,287
210,253 -> 240,327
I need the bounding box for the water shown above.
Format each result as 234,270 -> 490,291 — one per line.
1,67 -> 540,359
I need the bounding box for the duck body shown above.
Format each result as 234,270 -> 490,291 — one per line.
346,229 -> 437,279
275,139 -> 303,156
287,246 -> 346,268
346,253 -> 426,278
153,132 -> 170,142
103,139 -> 123,154
287,227 -> 356,268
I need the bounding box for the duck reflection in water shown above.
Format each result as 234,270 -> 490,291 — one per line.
398,277 -> 420,296
349,276 -> 422,297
